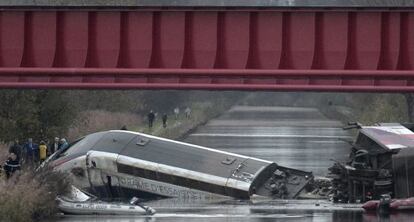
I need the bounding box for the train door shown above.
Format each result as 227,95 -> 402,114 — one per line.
85,151 -> 122,199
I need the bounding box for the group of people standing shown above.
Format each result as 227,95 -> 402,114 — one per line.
2,137 -> 69,178
147,107 -> 192,129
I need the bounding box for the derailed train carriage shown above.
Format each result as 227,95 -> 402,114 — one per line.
329,123 -> 414,203
48,130 -> 313,200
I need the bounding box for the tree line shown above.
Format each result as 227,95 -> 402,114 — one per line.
0,90 -> 244,143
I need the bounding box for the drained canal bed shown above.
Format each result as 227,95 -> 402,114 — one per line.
184,106 -> 352,176
53,106 -> 412,221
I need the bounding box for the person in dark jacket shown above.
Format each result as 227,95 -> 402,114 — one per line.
23,138 -> 39,165
162,113 -> 168,128
48,137 -> 60,156
148,110 -> 155,128
3,152 -> 21,179
8,139 -> 22,162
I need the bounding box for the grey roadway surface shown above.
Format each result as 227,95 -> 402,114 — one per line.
56,106 -> 412,222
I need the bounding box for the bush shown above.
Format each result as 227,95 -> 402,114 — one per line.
355,94 -> 408,124
0,167 -> 70,222
66,110 -> 142,141
0,143 -> 8,163
0,90 -> 76,143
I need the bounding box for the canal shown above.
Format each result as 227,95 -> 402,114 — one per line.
55,106 -> 410,222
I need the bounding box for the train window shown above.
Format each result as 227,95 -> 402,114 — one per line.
92,132 -> 136,153
62,132 -> 106,156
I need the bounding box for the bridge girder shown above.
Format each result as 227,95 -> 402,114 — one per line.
0,9 -> 414,92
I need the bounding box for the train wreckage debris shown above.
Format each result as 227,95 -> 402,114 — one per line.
328,122 -> 414,204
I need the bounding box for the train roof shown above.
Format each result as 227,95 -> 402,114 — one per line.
62,130 -> 273,181
355,124 -> 414,153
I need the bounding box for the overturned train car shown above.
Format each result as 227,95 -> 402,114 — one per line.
329,123 -> 414,203
49,130 -> 312,200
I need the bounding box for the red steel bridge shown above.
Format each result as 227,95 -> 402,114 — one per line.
1,0 -> 414,92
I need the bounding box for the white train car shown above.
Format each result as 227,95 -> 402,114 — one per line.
49,130 -> 312,200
